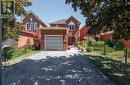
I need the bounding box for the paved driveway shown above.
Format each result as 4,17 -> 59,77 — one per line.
2,48 -> 115,85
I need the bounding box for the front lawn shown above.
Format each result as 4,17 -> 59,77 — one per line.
78,37 -> 130,85
2,46 -> 39,66
85,54 -> 130,85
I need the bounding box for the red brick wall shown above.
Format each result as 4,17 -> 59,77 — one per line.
20,12 -> 47,30
50,17 -> 80,39
80,25 -> 89,41
100,33 -> 113,41
14,35 -> 34,48
40,29 -> 68,50
120,39 -> 130,49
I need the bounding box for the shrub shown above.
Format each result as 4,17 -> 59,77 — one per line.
86,37 -> 96,46
95,41 -> 105,47
114,42 -> 124,50
86,46 -> 94,52
2,47 -> 14,61
106,39 -> 114,47
105,45 -> 114,52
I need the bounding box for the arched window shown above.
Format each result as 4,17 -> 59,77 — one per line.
34,22 -> 37,30
26,22 -> 38,30
30,22 -> 34,30
68,21 -> 75,30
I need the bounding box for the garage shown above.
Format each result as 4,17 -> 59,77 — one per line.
45,35 -> 63,51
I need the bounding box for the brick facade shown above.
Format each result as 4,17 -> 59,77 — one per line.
20,12 -> 47,30
40,27 -> 68,50
80,25 -> 130,49
18,11 -> 80,50
79,25 -> 89,41
49,16 -> 80,45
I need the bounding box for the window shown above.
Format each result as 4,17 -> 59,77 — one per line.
34,22 -> 38,30
30,22 -> 34,30
26,22 -> 38,30
68,21 -> 75,30
26,23 -> 29,30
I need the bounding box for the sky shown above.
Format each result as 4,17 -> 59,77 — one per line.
21,0 -> 86,28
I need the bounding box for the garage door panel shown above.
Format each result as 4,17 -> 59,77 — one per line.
45,36 -> 63,51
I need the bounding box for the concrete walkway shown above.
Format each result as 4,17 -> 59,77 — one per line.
2,48 -> 115,85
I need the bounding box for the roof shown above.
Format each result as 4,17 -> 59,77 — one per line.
19,31 -> 41,41
20,10 -> 47,27
49,19 -> 67,25
67,16 -> 81,24
80,25 -> 90,30
38,27 -> 68,30
49,16 -> 81,25
100,31 -> 114,35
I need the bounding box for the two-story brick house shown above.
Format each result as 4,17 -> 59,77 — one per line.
49,16 -> 80,45
16,11 -> 80,51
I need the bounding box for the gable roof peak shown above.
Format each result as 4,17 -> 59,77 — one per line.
66,16 -> 81,24
20,10 -> 47,27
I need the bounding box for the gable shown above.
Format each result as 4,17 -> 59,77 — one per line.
66,16 -> 80,25
21,12 -> 47,27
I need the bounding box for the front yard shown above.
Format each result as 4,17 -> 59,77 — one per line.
85,52 -> 130,85
2,45 -> 39,66
78,37 -> 130,85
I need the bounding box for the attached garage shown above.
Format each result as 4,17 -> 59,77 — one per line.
39,27 -> 68,51
45,35 -> 63,51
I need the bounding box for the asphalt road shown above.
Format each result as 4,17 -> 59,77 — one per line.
2,48 -> 115,85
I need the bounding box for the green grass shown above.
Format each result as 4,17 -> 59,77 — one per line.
78,40 -> 130,85
85,53 -> 130,85
2,50 -> 39,66
12,47 -> 33,59
2,46 -> 39,66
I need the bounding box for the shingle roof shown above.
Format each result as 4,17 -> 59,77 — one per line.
38,27 -> 68,30
49,19 -> 67,25
49,16 -> 81,25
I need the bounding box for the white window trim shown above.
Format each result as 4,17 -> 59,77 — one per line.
34,22 -> 37,30
30,22 -> 34,30
68,22 -> 75,31
26,22 -> 29,30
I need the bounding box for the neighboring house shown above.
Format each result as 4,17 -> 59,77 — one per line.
79,25 -> 130,49
120,39 -> 130,49
17,11 -> 80,51
79,25 -> 89,41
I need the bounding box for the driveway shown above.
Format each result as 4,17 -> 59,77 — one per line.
2,48 -> 115,85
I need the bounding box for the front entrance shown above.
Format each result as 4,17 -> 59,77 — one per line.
45,35 -> 63,51
68,37 -> 75,45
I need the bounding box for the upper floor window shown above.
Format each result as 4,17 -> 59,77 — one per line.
26,22 -> 38,30
68,22 -> 76,30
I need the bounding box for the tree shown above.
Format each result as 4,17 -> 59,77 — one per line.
65,0 -> 130,40
2,0 -> 32,41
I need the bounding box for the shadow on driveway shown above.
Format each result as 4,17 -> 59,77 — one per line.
3,52 -> 115,85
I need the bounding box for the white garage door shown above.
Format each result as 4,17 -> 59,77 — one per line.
45,36 -> 63,51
